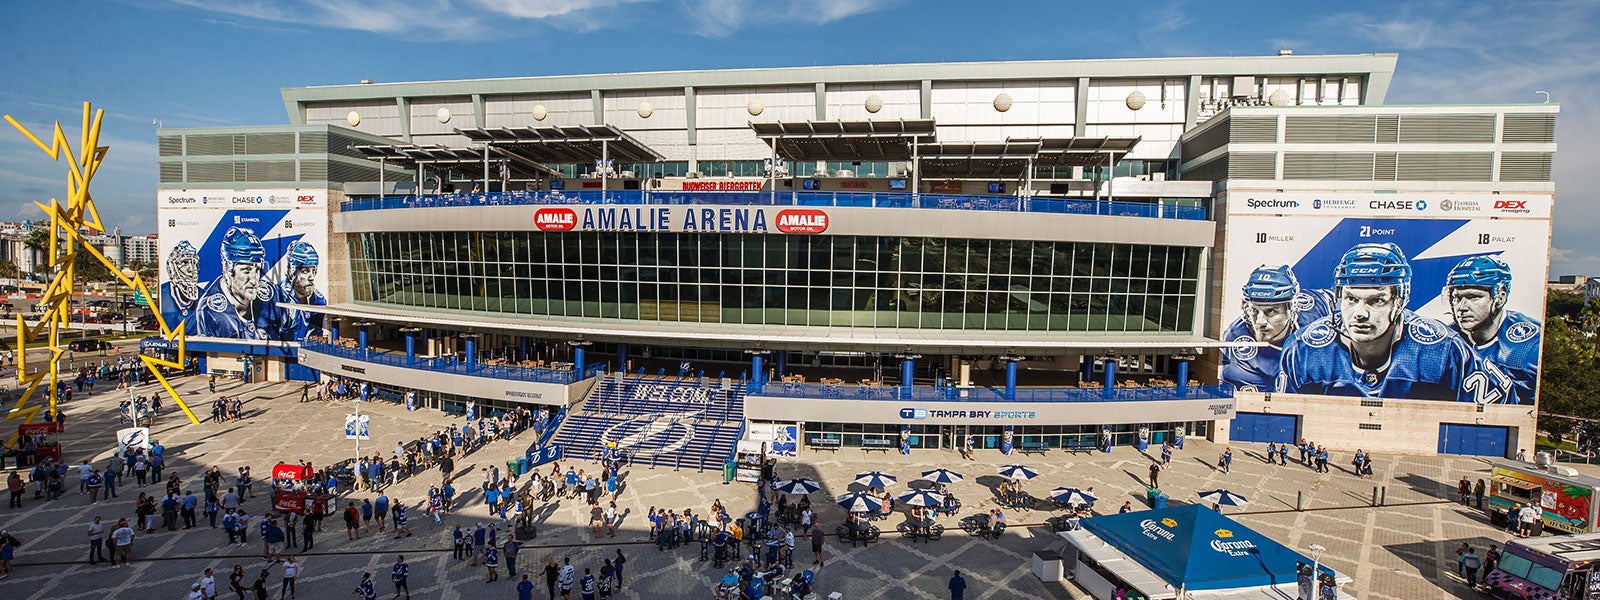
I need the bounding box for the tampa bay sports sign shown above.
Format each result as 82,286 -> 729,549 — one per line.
532,206 -> 829,234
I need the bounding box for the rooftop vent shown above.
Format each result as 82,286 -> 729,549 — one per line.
1277,49 -> 1293,56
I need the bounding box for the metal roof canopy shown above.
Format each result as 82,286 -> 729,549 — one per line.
917,137 -> 1142,179
751,119 -> 937,162
351,143 -> 558,179
455,125 -> 664,164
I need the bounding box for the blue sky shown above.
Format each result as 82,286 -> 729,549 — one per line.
1,0 -> 1595,274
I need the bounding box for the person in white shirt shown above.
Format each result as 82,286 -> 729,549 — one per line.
199,567 -> 217,600
87,517 -> 107,565
1519,504 -> 1540,537
281,555 -> 301,598
187,583 -> 204,600
110,520 -> 135,568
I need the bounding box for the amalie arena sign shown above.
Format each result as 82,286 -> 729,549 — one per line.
532,206 -> 829,234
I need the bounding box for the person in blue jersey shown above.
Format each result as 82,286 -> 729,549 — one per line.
1221,265 -> 1335,392
163,241 -> 200,331
272,241 -> 326,341
1445,255 -> 1541,404
1278,243 -> 1514,403
193,227 -> 276,340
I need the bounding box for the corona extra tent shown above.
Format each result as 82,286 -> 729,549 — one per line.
1058,504 -> 1353,599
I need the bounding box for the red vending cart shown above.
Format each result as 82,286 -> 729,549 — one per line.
18,421 -> 64,463
271,462 -> 313,514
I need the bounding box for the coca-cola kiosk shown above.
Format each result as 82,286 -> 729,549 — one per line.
18,421 -> 63,463
271,463 -> 313,514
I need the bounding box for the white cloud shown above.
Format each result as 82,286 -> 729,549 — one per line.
677,0 -> 898,37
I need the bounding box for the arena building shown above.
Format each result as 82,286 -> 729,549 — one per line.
153,52 -> 1557,463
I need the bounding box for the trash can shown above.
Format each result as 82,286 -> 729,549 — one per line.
1146,487 -> 1160,507
506,459 -> 521,477
1153,492 -> 1169,510
723,460 -> 735,484
517,457 -> 530,475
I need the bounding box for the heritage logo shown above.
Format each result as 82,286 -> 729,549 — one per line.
775,209 -> 828,234
534,207 -> 577,231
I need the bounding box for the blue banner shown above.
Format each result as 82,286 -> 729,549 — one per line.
1001,425 -> 1014,455
528,444 -> 563,468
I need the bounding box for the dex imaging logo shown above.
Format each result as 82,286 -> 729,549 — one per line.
899,408 -> 928,419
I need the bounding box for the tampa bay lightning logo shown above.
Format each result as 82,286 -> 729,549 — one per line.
256,282 -> 273,302
1301,322 -> 1335,348
1232,335 -> 1259,361
1507,321 -> 1541,343
1239,384 -> 1259,392
1408,318 -> 1448,344
122,430 -> 146,446
1292,292 -> 1315,312
206,295 -> 228,312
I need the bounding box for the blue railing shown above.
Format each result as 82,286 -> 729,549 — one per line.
300,340 -> 596,385
746,381 -> 1233,403
340,190 -> 1209,221
537,407 -> 565,448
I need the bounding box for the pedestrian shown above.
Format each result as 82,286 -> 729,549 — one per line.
810,523 -> 825,566
504,537 -> 522,577
518,574 -> 535,600
1148,461 -> 1161,489
453,525 -> 466,561
558,556 -> 575,600
252,569 -> 269,600
301,512 -> 315,552
8,471 -> 24,508
1120,501 -> 1133,514
87,516 -> 106,565
544,557 -> 560,600
0,530 -> 13,580
1474,479 -> 1487,508
229,565 -> 247,600
1461,546 -> 1483,587
948,569 -> 967,600
279,556 -> 299,599
200,567 -> 217,600
484,544 -> 500,582
613,549 -> 625,589
110,518 -> 134,568
1458,477 -> 1472,505
578,568 -> 595,600
345,502 -> 361,540
391,555 -> 410,600
351,572 -> 376,600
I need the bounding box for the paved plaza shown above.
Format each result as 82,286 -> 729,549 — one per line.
0,376 -> 1537,599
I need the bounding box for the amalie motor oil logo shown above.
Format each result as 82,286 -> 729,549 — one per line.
533,207 -> 577,231
775,209 -> 828,234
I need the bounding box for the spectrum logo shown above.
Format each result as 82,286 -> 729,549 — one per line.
533,208 -> 577,231
1244,198 -> 1300,209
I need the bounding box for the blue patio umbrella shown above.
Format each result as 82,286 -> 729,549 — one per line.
919,468 -> 965,484
996,464 -> 1039,480
1197,489 -> 1249,507
897,489 -> 946,508
854,471 -> 899,489
771,478 -> 822,495
836,492 -> 884,513
1051,487 -> 1098,507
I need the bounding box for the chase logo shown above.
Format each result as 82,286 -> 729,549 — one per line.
1416,200 -> 1428,211
899,408 -> 928,419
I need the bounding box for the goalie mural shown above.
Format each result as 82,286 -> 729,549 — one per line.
158,191 -> 329,342
1221,202 -> 1549,405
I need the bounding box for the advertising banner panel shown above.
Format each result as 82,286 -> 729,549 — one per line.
158,190 -> 328,343
1220,204 -> 1550,405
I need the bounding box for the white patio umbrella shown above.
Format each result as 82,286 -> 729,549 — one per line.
996,464 -> 1039,480
919,468 -> 964,484
897,489 -> 946,507
853,471 -> 899,489
771,478 -> 822,495
1050,487 -> 1098,507
837,491 -> 884,513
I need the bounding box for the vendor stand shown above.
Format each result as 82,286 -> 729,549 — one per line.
735,440 -> 768,483
271,462 -> 314,514
18,421 -> 64,463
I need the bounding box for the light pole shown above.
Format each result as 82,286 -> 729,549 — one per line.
1309,543 -> 1326,600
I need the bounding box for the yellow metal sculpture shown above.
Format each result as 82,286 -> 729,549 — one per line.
3,102 -> 197,452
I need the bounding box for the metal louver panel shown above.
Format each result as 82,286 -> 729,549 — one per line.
299,159 -> 328,182
158,136 -> 183,157
1181,116 -> 1229,163
244,133 -> 296,155
1282,152 -> 1375,180
1227,152 -> 1275,179
1499,152 -> 1553,182
1181,156 -> 1226,182
185,162 -> 233,182
159,163 -> 184,183
185,134 -> 234,156
1397,114 -> 1495,143
299,131 -> 328,154
1396,153 -> 1492,181
233,162 -> 248,181
1376,115 -> 1398,143
245,160 -> 295,182
326,133 -> 369,159
1502,114 -> 1556,143
327,161 -> 380,183
1284,116 -> 1376,143
1230,116 -> 1278,143
1374,152 -> 1397,181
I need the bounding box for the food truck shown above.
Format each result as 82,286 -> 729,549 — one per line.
1488,461 -> 1600,535
1485,532 -> 1600,599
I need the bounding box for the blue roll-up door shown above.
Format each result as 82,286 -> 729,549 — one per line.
285,361 -> 320,382
1438,423 -> 1510,457
1229,412 -> 1299,443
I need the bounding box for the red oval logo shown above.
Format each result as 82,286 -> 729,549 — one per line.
533,207 -> 577,231
775,209 -> 828,234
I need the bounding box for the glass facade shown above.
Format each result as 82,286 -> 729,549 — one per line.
350,232 -> 1200,333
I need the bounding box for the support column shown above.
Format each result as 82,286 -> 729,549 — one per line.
774,350 -> 787,379
1103,359 -> 1117,399
1001,353 -> 1023,401
1082,355 -> 1094,383
462,334 -> 479,370
330,320 -> 339,341
896,352 -> 921,399
745,349 -> 771,393
568,339 -> 592,380
356,321 -> 373,352
616,343 -> 629,373
1176,356 -> 1191,395
600,139 -> 609,200
400,327 -> 420,362
519,337 -> 530,362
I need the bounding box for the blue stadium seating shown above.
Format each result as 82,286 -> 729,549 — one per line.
549,374 -> 746,472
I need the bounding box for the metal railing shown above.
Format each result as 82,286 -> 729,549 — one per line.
745,381 -> 1234,402
300,340 -> 596,385
339,190 -> 1209,221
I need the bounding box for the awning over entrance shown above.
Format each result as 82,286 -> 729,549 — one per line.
455,124 -> 665,164
351,143 -> 559,180
917,137 -> 1142,179
750,120 -> 936,162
